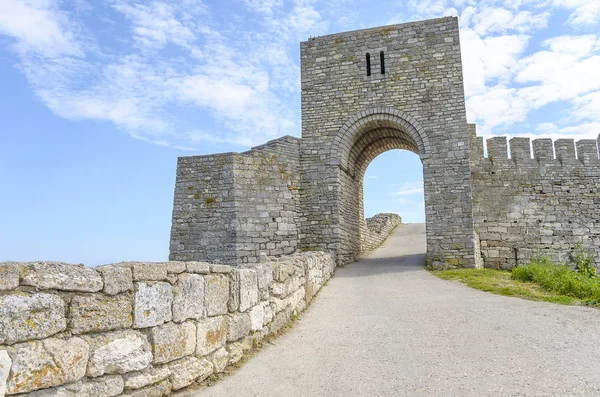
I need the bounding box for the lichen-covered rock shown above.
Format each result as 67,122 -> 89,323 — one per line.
133,282 -> 172,328
249,302 -> 266,332
82,375 -> 124,397
121,379 -> 171,397
226,313 -> 251,342
210,347 -> 229,373
123,365 -> 170,390
166,261 -> 186,274
130,262 -> 168,282
167,356 -> 213,390
70,294 -> 132,335
225,342 -> 244,365
238,269 -> 259,312
254,263 -> 273,300
147,322 -> 196,364
186,262 -> 210,274
5,337 -> 89,394
196,316 -> 227,356
0,349 -> 11,397
209,264 -> 232,273
173,274 -> 205,322
21,262 -> 103,292
84,330 -> 152,377
0,262 -> 19,290
204,275 -> 229,316
97,265 -> 133,295
0,293 -> 66,345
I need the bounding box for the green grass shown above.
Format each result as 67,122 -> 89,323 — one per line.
431,266 -> 600,308
512,257 -> 600,302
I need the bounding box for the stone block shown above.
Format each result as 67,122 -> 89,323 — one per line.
210,347 -> 229,373
21,262 -> 103,292
226,313 -> 251,342
254,263 -> 273,299
5,337 -> 89,394
0,350 -> 11,397
238,269 -> 259,312
195,316 -> 227,356
167,356 -> 213,390
173,274 -> 205,322
70,294 -> 133,335
209,264 -> 232,273
225,342 -> 244,365
79,375 -> 124,397
0,262 -> 19,290
248,303 -> 266,332
228,271 -> 240,312
130,262 -> 168,281
133,282 -> 173,328
84,330 -> 152,377
0,293 -> 66,345
97,265 -> 133,295
147,322 -> 196,364
123,365 -> 170,390
166,261 -> 186,274
121,379 -> 171,397
204,275 -> 229,316
186,262 -> 210,274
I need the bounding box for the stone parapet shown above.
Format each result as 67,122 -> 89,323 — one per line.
0,252 -> 335,396
361,213 -> 403,253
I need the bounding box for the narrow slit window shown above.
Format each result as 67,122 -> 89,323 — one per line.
365,53 -> 371,76
380,51 -> 385,74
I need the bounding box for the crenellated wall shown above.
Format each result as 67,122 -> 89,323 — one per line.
360,213 -> 403,253
469,125 -> 600,269
0,253 -> 335,396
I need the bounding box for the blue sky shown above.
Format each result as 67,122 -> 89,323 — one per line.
1,0 -> 599,265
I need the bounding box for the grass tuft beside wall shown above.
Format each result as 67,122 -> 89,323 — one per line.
431,258 -> 600,308
511,257 -> 600,302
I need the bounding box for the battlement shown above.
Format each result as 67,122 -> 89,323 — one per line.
470,131 -> 600,167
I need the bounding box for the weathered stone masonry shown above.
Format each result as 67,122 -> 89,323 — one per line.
170,16 -> 600,270
0,254 -> 334,396
171,17 -> 479,268
469,126 -> 600,268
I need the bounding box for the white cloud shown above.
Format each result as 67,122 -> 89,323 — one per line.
393,181 -> 424,196
0,0 -> 83,58
554,0 -> 600,26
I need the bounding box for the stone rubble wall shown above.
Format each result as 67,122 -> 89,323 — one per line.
0,252 -> 335,397
470,126 -> 600,269
360,213 -> 403,253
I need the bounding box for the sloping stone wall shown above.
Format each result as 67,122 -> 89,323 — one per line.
0,252 -> 334,396
360,213 -> 403,253
470,126 -> 600,269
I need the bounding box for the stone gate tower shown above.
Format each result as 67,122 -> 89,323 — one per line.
170,17 -> 481,268
298,17 -> 478,266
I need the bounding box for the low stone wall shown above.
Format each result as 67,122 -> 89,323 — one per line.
0,252 -> 335,397
360,213 -> 403,253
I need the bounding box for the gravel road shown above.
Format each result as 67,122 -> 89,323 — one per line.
180,223 -> 600,397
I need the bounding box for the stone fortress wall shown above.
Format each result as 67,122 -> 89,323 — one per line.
169,16 -> 600,270
469,125 -> 600,268
361,213 -> 403,253
0,253 -> 335,396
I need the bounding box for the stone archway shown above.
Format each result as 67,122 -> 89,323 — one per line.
298,17 -> 480,268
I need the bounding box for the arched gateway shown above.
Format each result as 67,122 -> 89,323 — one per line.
169,17 -> 482,268
298,17 -> 479,267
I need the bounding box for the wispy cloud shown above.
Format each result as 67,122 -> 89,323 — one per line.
1,0 -> 599,150
393,181 -> 424,196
